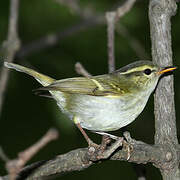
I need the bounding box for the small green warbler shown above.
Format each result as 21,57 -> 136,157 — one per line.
4,61 -> 176,146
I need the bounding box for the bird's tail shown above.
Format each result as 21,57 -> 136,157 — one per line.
4,62 -> 55,86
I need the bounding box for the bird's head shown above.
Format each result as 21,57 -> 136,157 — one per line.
114,60 -> 176,94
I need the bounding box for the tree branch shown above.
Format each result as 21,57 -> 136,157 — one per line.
106,12 -> 116,73
16,1 -> 147,60
0,129 -> 58,180
75,62 -> 91,77
0,0 -> 21,116
2,138 -> 173,180
149,0 -> 180,179
16,19 -> 101,59
116,0 -> 136,20
149,0 -> 178,145
105,0 -> 137,73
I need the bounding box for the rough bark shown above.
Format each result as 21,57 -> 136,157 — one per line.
2,142 -> 175,180
149,0 -> 180,179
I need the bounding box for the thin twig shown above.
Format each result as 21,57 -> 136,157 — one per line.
105,0 -> 137,73
0,0 -> 20,117
106,12 -> 116,73
16,1 -> 146,60
55,0 -> 80,13
16,19 -> 101,58
55,0 -> 95,19
6,128 -> 59,180
115,0 -> 136,20
17,128 -> 58,164
75,62 -> 91,77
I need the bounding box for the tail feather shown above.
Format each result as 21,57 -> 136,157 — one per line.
4,62 -> 55,86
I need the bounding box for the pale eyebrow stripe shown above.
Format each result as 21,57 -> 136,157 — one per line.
120,65 -> 154,74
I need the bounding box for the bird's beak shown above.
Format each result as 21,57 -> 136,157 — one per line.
157,66 -> 177,75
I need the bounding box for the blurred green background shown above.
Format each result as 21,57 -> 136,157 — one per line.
0,0 -> 179,179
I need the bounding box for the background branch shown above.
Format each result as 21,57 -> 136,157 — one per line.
1,129 -> 58,180
106,0 -> 137,73
16,19 -> 101,59
75,62 -> 91,77
0,0 -> 20,116
106,12 -> 116,73
16,1 -> 147,60
116,0 -> 136,20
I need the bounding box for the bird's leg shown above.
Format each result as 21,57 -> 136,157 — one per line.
75,123 -> 123,160
88,131 -> 123,160
74,117 -> 124,160
75,123 -> 99,149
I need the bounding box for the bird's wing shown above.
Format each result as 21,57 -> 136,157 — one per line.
35,75 -> 125,96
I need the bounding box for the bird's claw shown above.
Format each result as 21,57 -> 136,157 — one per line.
88,132 -> 137,161
88,136 -> 123,161
122,139 -> 133,160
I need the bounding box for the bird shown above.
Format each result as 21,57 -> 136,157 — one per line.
4,61 -> 176,147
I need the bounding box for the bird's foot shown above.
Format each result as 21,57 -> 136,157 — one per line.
122,131 -> 145,160
75,123 -> 123,161
122,139 -> 133,160
88,131 -> 144,161
87,139 -> 100,155
88,136 -> 123,161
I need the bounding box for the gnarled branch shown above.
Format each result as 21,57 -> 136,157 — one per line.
2,138 -> 173,180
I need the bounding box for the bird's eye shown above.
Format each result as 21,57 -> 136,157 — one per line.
144,68 -> 152,75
